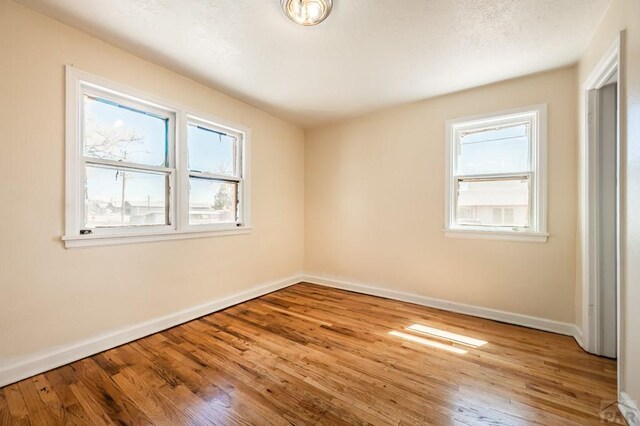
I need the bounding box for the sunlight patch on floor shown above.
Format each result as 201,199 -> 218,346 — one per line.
407,324 -> 487,348
389,330 -> 468,354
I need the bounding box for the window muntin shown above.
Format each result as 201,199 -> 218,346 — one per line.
446,106 -> 546,239
65,67 -> 250,246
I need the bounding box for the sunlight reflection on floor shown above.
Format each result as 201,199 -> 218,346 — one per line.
407,324 -> 487,348
389,330 -> 468,354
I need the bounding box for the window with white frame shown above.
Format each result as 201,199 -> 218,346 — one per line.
64,67 -> 251,248
444,105 -> 547,242
186,119 -> 243,226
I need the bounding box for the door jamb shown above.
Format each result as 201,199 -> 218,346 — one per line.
580,30 -> 625,395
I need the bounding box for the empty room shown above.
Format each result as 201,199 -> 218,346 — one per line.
1,0 -> 639,424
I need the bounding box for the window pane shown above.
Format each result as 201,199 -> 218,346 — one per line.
504,208 -> 515,223
457,123 -> 529,174
492,208 -> 502,223
188,124 -> 237,176
189,178 -> 238,225
83,95 -> 168,166
456,177 -> 529,228
85,166 -> 169,228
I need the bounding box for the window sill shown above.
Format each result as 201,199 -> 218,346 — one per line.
444,228 -> 548,243
62,226 -> 252,248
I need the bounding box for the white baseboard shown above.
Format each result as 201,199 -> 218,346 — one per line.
302,274 -> 578,337
620,392 -> 640,426
0,274 -> 303,388
572,325 -> 586,350
0,272 -> 587,388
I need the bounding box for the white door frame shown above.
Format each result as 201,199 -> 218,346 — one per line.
580,29 -> 625,381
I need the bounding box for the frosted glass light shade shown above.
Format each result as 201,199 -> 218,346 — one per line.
281,0 -> 333,26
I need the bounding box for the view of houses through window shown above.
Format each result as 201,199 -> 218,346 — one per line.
456,176 -> 530,228
83,94 -> 240,229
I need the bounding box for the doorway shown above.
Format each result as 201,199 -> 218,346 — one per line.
592,80 -> 618,358
582,37 -> 622,361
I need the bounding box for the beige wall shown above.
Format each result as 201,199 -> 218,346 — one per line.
0,1 -> 304,365
577,0 -> 640,407
305,66 -> 578,324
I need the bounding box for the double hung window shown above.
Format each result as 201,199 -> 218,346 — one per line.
444,105 -> 547,242
64,67 -> 251,247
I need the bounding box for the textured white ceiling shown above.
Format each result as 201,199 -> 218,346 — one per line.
17,0 -> 610,128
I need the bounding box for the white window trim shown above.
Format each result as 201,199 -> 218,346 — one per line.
63,66 -> 252,248
443,104 -> 548,243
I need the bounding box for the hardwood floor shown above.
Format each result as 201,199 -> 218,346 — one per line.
0,283 -> 622,425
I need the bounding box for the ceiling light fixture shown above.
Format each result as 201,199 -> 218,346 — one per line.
281,0 -> 333,26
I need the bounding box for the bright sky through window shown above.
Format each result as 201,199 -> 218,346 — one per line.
457,123 -> 529,175
187,124 -> 236,176
84,95 -> 168,167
